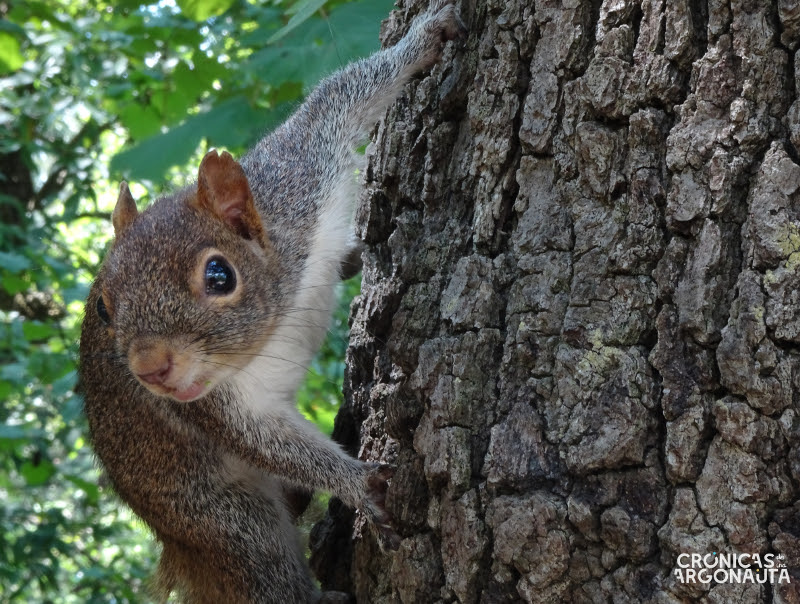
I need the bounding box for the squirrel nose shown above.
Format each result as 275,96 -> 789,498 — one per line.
128,338 -> 175,387
130,345 -> 174,386
136,357 -> 173,386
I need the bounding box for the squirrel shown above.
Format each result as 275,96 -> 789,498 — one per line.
78,3 -> 465,603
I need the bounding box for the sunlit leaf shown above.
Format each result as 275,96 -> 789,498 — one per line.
0,32 -> 23,74
177,0 -> 237,21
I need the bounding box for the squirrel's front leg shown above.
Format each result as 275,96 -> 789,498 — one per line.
392,2 -> 467,75
189,397 -> 401,549
271,1 -> 467,178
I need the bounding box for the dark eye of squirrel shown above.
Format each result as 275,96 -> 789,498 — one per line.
205,257 -> 236,295
96,296 -> 111,325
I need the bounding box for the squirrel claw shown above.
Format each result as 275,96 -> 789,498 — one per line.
405,2 -> 467,72
434,4 -> 468,43
375,521 -> 402,552
362,463 -> 399,550
365,463 -> 394,500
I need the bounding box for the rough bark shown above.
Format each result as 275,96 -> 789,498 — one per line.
310,1 -> 800,602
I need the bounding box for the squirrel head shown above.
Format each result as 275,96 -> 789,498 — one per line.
91,150 -> 281,402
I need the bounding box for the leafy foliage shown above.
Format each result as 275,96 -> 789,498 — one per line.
0,0 -> 387,599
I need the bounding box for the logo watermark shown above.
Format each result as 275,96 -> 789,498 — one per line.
674,552 -> 791,585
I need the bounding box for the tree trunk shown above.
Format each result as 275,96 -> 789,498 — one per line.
310,0 -> 800,602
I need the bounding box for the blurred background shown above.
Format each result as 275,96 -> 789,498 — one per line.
0,0 -> 387,600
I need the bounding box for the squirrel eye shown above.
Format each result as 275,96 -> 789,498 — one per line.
96,296 -> 111,325
205,257 -> 236,295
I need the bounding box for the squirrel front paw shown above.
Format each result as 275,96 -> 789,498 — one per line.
361,463 -> 401,551
422,2 -> 467,43
402,2 -> 468,73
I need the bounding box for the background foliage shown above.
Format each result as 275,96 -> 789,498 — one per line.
0,0 -> 386,600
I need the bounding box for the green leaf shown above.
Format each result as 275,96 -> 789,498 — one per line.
200,96 -> 291,148
0,380 -> 11,402
115,0 -> 147,9
21,457 -> 56,486
192,53 -> 227,84
164,91 -> 195,126
268,0 -> 328,44
111,96 -> 292,180
1,274 -> 28,295
239,7 -> 284,46
118,103 -> 162,140
300,400 -> 336,435
177,0 -> 237,21
111,120 -> 203,181
0,423 -> 45,452
42,253 -> 72,276
171,61 -> 210,108
22,321 -> 57,342
247,43 -> 318,88
0,32 -> 23,74
105,81 -> 134,99
327,0 -> 393,59
249,0 -> 392,91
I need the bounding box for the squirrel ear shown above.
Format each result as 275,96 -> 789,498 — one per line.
194,149 -> 265,243
112,181 -> 138,237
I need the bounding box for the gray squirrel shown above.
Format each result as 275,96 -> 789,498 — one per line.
79,2 -> 465,603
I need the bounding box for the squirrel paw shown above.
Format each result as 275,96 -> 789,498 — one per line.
403,2 -> 467,73
426,2 -> 468,43
362,463 -> 401,551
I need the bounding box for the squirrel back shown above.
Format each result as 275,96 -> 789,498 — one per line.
80,4 -> 465,602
